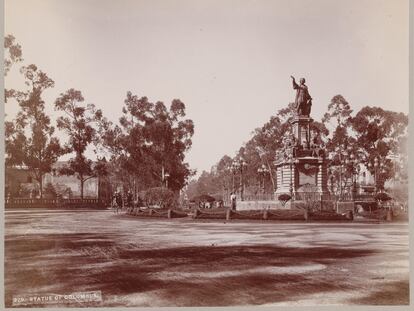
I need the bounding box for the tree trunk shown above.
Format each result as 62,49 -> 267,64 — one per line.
98,175 -> 101,202
80,178 -> 84,200
39,176 -> 43,199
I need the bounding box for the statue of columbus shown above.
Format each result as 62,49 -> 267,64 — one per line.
290,76 -> 312,117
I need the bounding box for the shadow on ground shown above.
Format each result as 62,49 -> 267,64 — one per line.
5,231 -> 406,307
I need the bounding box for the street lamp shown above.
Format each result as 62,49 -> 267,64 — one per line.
231,158 -> 247,200
231,160 -> 239,193
328,169 -> 335,194
347,153 -> 359,200
257,164 -> 269,195
239,159 -> 247,201
288,153 -> 294,202
333,144 -> 361,201
334,146 -> 347,200
368,156 -> 385,193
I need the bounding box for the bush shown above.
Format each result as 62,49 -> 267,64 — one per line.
375,192 -> 392,202
44,182 -> 57,199
143,187 -> 177,209
278,193 -> 291,207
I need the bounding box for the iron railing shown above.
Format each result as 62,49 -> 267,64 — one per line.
240,192 -> 376,202
242,193 -> 276,201
5,198 -> 105,208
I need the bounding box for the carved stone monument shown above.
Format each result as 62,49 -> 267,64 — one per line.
274,76 -> 329,208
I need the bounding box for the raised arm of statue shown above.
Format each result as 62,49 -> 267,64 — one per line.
291,76 -> 299,89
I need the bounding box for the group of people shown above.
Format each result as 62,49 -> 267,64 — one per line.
111,190 -> 239,212
112,190 -> 143,213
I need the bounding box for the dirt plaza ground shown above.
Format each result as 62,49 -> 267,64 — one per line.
4,208 -> 410,307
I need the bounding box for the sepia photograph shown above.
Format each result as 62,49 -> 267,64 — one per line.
2,0 -> 411,309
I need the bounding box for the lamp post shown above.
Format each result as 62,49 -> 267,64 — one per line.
231,160 -> 239,193
257,166 -> 264,194
374,157 -> 379,193
257,164 -> 269,195
379,163 -> 386,193
346,153 -> 359,201
332,144 -> 363,203
239,159 -> 247,201
328,170 -> 335,194
334,146 -> 346,200
231,158 -> 247,201
336,145 -> 361,200
368,156 -> 386,193
371,156 -> 386,212
164,172 -> 170,188
354,164 -> 361,198
386,153 -> 399,200
288,153 -> 294,202
225,165 -> 233,205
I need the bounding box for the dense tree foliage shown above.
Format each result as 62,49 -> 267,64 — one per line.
5,34 -> 194,200
4,34 -> 23,75
4,35 -> 23,103
54,89 -> 107,199
5,64 -> 66,198
351,106 -> 408,190
98,92 -> 194,193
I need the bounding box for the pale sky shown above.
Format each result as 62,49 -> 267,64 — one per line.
4,0 -> 409,176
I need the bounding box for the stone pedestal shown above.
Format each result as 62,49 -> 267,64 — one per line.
274,114 -> 329,205
291,116 -> 313,149
275,157 -> 328,198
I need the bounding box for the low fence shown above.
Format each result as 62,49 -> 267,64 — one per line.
242,192 -> 376,203
5,198 -> 106,209
191,208 -> 351,221
124,207 -> 398,222
125,207 -> 188,218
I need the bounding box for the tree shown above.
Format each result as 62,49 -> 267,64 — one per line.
351,106 -> 408,190
245,107 -> 295,192
322,95 -> 355,196
59,156 -> 108,199
139,97 -> 194,191
322,95 -> 353,128
213,155 -> 234,200
309,121 -> 329,145
323,95 -> 353,151
4,34 -> 23,103
4,34 -> 26,166
183,155 -> 235,204
44,182 -> 57,199
4,34 -> 23,75
55,89 -> 105,199
8,65 -> 66,198
98,92 -> 194,192
5,121 -> 26,167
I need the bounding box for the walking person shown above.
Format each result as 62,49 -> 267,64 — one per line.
112,192 -> 118,213
126,191 -> 133,208
115,191 -> 123,213
230,192 -> 237,211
